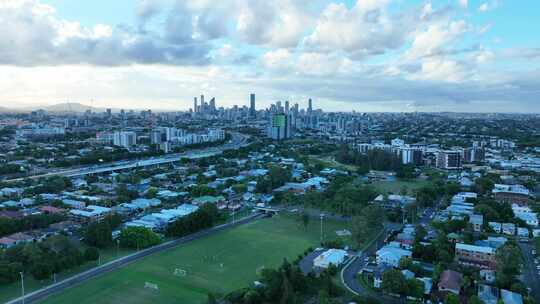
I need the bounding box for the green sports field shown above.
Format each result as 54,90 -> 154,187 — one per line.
40,214 -> 353,304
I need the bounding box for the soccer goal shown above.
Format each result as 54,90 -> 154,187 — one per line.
144,282 -> 159,291
173,268 -> 187,277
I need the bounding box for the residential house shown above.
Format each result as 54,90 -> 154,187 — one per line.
438,270 -> 463,295
469,214 -> 483,232
376,245 -> 412,267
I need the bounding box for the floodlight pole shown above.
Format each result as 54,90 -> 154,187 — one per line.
320,214 -> 324,243
20,272 -> 25,304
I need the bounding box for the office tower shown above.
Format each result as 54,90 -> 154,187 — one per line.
193,97 -> 198,113
268,113 -> 293,140
106,108 -> 112,117
250,93 -> 256,117
285,100 -> 290,113
308,98 -> 313,113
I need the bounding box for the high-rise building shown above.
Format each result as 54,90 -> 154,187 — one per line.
193,97 -> 198,113
268,113 -> 292,140
250,93 -> 256,117
436,150 -> 462,169
308,98 -> 313,113
464,147 -> 485,163
285,100 -> 290,113
209,97 -> 216,112
150,130 -> 163,145
113,131 -> 137,148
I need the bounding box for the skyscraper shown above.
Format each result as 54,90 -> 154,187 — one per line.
285,100 -> 290,113
250,93 -> 256,117
193,97 -> 198,113
268,113 -> 292,140
209,97 -> 216,112
308,98 -> 313,113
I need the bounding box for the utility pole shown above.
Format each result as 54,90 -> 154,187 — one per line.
20,272 -> 25,304
117,239 -> 120,258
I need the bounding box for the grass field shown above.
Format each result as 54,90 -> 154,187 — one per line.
0,247 -> 137,304
40,214 -> 353,304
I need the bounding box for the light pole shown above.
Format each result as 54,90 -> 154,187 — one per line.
320,214 -> 325,244
116,239 -> 120,258
19,272 -> 25,304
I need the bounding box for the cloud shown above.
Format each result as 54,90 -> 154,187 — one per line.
478,1 -> 498,12
458,0 -> 468,8
0,0 -> 210,66
303,0 -> 409,58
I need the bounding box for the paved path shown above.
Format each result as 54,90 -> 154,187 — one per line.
6,212 -> 266,304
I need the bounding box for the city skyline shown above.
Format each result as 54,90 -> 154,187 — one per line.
0,0 -> 539,113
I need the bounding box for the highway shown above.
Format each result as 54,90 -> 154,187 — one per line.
6,212 -> 266,304
4,132 -> 250,183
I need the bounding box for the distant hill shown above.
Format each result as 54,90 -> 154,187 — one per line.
42,102 -> 99,113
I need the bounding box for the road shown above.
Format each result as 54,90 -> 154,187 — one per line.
6,212 -> 266,304
518,242 -> 540,302
340,208 -> 434,302
340,222 -> 403,303
3,132 -> 250,183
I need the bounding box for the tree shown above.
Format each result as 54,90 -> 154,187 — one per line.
381,269 -> 408,295
468,295 -> 485,304
352,215 -> 369,247
496,242 -> 522,288
206,293 -> 217,304
84,247 -> 100,261
119,227 -> 161,249
445,294 -> 460,304
84,221 -> 112,248
407,278 -> 424,299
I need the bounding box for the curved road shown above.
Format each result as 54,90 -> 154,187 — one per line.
341,223 -> 404,303
6,212 -> 266,304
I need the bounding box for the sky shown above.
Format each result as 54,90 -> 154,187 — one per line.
0,0 -> 539,113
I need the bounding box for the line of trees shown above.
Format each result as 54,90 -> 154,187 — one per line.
167,203 -> 220,237
336,145 -> 402,173
0,235 -> 99,284
223,258 -> 343,304
118,226 -> 161,249
0,213 -> 66,238
84,214 -> 122,248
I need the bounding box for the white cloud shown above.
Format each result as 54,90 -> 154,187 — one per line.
411,57 -> 469,83
458,0 -> 468,8
478,1 -> 498,12
303,0 -> 408,58
405,20 -> 470,60
0,0 -> 211,66
262,49 -> 293,70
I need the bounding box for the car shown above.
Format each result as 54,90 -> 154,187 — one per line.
533,250 -> 537,255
